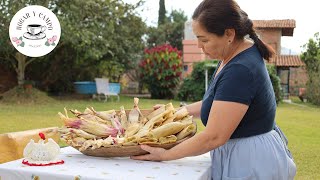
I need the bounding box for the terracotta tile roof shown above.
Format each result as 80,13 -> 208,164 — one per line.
253,19 -> 296,28
253,19 -> 296,36
270,55 -> 305,67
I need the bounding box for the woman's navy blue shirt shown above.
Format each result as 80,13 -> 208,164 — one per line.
200,45 -> 276,139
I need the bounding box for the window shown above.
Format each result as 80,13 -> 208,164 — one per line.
183,65 -> 188,71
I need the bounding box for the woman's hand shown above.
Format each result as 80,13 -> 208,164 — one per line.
130,145 -> 168,161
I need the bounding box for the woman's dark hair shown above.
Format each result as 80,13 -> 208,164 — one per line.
192,0 -> 274,60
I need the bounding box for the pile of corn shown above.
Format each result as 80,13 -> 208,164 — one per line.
59,98 -> 196,151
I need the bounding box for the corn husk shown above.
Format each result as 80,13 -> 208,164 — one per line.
69,109 -> 112,126
58,128 -> 97,139
174,107 -> 189,120
159,135 -> 177,144
109,112 -> 125,135
89,107 -> 115,121
71,137 -> 87,147
150,122 -> 186,139
125,123 -> 142,137
147,105 -> 165,120
119,106 -> 129,130
176,124 -> 196,140
58,112 -> 118,137
128,98 -> 140,124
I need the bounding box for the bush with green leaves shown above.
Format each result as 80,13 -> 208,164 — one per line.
139,44 -> 183,99
267,64 -> 283,104
305,72 -> 320,105
177,60 -> 217,101
301,32 -> 320,105
177,62 -> 282,103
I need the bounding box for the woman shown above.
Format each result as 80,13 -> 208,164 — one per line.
131,0 -> 297,179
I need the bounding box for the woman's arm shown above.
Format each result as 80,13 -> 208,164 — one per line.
184,101 -> 202,118
131,100 -> 249,161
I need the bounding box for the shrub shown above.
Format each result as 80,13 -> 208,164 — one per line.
266,64 -> 283,104
306,72 -> 320,105
177,60 -> 217,101
139,44 -> 183,99
177,62 -> 282,103
301,33 -> 320,105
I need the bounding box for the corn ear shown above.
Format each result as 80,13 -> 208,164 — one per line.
58,112 -> 118,137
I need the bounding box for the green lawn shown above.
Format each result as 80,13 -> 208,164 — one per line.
275,102 -> 320,180
0,95 -> 319,179
0,96 -> 184,133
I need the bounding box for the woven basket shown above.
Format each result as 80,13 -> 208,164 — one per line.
77,136 -> 194,157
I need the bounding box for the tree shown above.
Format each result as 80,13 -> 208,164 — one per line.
301,33 -> 320,74
147,9 -> 187,50
0,0 -> 146,93
301,32 -> 320,105
158,0 -> 166,26
166,10 -> 188,50
0,0 -> 51,86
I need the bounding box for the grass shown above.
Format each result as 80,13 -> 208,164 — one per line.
276,101 -> 320,180
0,95 -> 186,133
0,95 -> 318,179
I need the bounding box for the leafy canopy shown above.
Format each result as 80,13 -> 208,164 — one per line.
301,32 -> 320,105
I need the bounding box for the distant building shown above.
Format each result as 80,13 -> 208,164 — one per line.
182,19 -> 307,98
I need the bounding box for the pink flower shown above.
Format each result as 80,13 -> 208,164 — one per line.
12,37 -> 18,42
52,35 -> 57,41
48,38 -> 54,44
16,40 -> 22,45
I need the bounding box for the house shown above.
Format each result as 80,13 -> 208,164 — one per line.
182,19 -> 307,97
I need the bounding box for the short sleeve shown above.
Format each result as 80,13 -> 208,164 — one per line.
214,64 -> 255,105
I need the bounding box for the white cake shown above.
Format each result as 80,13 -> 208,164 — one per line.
22,133 -> 64,166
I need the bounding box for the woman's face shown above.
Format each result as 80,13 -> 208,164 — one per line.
192,20 -> 228,60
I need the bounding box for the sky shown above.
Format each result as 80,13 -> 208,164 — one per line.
124,0 -> 320,55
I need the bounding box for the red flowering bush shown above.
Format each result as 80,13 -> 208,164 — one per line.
139,44 -> 183,99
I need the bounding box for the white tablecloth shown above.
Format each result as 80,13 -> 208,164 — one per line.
0,147 -> 211,180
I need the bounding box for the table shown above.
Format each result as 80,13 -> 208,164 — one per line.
0,147 -> 212,180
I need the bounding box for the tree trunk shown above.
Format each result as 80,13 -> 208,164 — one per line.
15,52 -> 27,86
